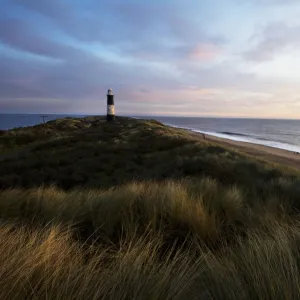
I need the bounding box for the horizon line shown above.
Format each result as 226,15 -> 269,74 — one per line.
0,113 -> 299,121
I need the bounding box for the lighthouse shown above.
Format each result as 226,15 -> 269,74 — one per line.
107,88 -> 115,121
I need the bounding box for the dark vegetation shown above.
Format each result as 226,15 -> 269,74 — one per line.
1,117 -> 299,201
1,116 -> 300,299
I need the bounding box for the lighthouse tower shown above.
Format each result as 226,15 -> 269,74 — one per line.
107,88 -> 115,121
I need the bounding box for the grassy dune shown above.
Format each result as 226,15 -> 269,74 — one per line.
1,117 -> 300,299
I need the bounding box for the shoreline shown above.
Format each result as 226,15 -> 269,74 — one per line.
163,122 -> 300,154
192,130 -> 300,154
184,129 -> 300,171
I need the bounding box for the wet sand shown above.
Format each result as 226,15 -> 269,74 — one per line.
187,130 -> 300,171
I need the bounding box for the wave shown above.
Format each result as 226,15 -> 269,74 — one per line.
162,122 -> 300,153
218,131 -> 251,137
197,130 -> 300,153
217,131 -> 279,143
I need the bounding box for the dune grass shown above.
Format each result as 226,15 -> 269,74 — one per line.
0,179 -> 292,245
1,117 -> 300,199
3,222 -> 300,300
2,117 -> 300,298
1,179 -> 300,299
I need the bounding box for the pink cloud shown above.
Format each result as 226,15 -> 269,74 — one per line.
188,43 -> 220,60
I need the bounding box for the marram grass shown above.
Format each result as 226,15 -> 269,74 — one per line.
1,179 -> 300,299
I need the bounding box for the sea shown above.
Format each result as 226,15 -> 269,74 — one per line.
1,114 -> 300,153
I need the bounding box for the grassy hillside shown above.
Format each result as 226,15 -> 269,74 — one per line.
1,116 -> 300,299
1,117 -> 300,201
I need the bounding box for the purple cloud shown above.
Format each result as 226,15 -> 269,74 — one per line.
237,0 -> 299,5
0,0 -> 227,113
0,18 -> 87,60
244,22 -> 300,61
11,0 -> 224,59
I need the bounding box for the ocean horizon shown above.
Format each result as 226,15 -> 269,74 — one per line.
1,113 -> 300,153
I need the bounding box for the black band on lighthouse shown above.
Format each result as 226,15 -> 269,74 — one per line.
107,95 -> 114,105
107,88 -> 115,121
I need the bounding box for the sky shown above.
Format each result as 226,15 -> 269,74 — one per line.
1,0 -> 300,118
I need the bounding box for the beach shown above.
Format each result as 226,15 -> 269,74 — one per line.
188,130 -> 300,171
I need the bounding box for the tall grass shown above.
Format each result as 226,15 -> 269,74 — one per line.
0,179 -> 252,247
1,178 -> 300,298
0,178 -> 294,245
1,216 -> 300,299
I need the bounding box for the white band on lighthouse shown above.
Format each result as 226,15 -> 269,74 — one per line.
107,105 -> 115,115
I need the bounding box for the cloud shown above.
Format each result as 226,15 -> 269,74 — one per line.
0,48 -> 272,115
187,44 -> 220,60
237,0 -> 299,5
0,18 -> 87,60
0,0 -> 227,111
11,0 -> 224,61
0,47 -> 184,107
10,0 -> 74,32
1,0 -> 300,117
243,22 -> 300,61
